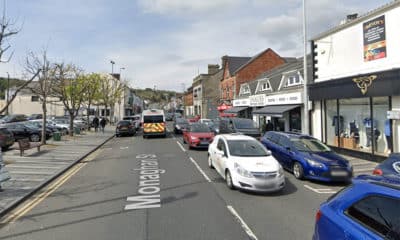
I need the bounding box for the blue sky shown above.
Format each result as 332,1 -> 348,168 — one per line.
0,0 -> 394,91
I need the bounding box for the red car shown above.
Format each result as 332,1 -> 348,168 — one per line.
183,123 -> 214,149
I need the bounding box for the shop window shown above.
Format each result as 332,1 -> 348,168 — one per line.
326,99 -> 339,146
373,97 -> 390,156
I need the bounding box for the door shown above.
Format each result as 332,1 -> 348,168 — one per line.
215,139 -> 227,176
277,136 -> 294,169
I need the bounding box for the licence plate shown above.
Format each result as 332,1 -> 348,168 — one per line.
200,141 -> 209,145
331,171 -> 348,177
121,127 -> 127,130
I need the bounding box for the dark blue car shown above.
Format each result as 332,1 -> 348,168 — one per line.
313,175 -> 400,240
373,153 -> 400,177
261,131 -> 352,182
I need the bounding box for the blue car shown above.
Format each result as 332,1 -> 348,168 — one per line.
261,131 -> 352,182
313,175 -> 400,240
373,153 -> 400,177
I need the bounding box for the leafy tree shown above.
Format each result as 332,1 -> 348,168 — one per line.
83,73 -> 101,129
98,74 -> 125,123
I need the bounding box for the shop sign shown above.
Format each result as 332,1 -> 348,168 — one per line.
353,75 -> 377,95
387,110 -> 400,120
265,92 -> 302,105
363,15 -> 386,62
233,98 -> 250,107
249,94 -> 266,107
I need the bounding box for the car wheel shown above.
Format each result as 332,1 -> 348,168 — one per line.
226,170 -> 235,190
293,162 -> 304,180
183,137 -> 186,144
1,145 -> 9,151
208,155 -> 214,169
116,134 -> 120,137
30,134 -> 40,142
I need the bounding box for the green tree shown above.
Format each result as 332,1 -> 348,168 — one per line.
98,74 -> 125,124
83,73 -> 101,130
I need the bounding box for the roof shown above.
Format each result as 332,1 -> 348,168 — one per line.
312,1 -> 400,40
234,48 -> 287,74
222,56 -> 252,76
220,133 -> 257,141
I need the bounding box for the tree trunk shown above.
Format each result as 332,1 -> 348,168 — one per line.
87,103 -> 91,131
69,112 -> 75,136
41,100 -> 47,144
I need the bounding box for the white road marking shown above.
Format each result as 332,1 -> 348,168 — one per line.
9,171 -> 54,175
11,178 -> 46,182
189,157 -> 211,183
120,146 -> 129,149
6,165 -> 60,169
227,205 -> 258,240
304,185 -> 337,194
177,141 -> 186,152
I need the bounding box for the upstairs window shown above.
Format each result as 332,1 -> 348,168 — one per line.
260,82 -> 271,91
31,96 -> 39,102
287,75 -> 301,86
241,85 -> 250,95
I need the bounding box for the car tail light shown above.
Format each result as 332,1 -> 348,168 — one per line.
315,209 -> 322,222
372,169 -> 383,175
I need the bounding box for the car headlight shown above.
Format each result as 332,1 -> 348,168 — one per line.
278,165 -> 284,177
190,136 -> 199,140
176,125 -> 181,129
306,158 -> 325,168
234,163 -> 253,178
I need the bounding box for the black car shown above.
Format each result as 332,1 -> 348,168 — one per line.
0,127 -> 15,150
0,114 -> 28,124
173,118 -> 189,134
116,120 -> 136,137
218,118 -> 261,139
165,113 -> 174,121
5,123 -> 51,142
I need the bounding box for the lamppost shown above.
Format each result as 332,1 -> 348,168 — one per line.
110,60 -> 115,74
6,72 -> 10,115
302,0 -> 309,134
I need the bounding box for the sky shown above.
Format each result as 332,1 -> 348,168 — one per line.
0,0 -> 394,92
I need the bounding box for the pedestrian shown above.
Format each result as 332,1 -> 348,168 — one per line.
100,117 -> 106,133
93,116 -> 99,132
266,120 -> 274,131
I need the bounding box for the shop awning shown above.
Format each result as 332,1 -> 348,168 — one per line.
252,104 -> 301,117
224,106 -> 249,114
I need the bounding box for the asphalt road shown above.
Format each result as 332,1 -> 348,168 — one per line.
0,124 -> 349,240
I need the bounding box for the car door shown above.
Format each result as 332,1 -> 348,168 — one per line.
215,139 -> 227,176
277,136 -> 294,169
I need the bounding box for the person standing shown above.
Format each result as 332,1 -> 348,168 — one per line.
93,116 -> 99,132
266,120 -> 274,131
100,117 -> 106,133
385,119 -> 392,154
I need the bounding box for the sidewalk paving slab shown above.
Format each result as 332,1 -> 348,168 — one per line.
0,126 -> 114,217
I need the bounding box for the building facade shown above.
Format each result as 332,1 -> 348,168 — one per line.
309,1 -> 400,160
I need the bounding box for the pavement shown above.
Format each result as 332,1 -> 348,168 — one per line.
0,126 -> 115,217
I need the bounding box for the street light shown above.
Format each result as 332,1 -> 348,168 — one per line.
302,0 -> 309,134
110,60 -> 115,74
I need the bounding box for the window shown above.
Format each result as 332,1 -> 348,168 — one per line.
260,82 -> 270,91
217,139 -> 226,152
346,195 -> 400,238
287,75 -> 300,86
241,85 -> 250,94
31,96 -> 39,102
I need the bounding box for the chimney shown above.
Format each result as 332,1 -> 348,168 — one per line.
208,64 -> 219,75
347,13 -> 358,21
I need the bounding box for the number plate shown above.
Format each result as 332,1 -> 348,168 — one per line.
331,171 -> 348,177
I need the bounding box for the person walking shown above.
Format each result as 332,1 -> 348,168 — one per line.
93,116 -> 99,132
100,117 -> 106,133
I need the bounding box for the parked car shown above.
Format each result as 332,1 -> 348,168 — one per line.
182,123 -> 214,149
199,118 -> 212,125
219,117 -> 261,139
115,120 -> 136,137
123,115 -> 141,130
173,118 -> 189,134
373,152 -> 400,177
0,127 -> 15,150
313,175 -> 400,240
5,123 -> 51,142
165,113 -> 174,121
208,134 -> 285,192
0,114 -> 28,124
30,119 -> 66,134
25,121 -> 55,133
28,114 -> 43,120
261,131 -> 353,182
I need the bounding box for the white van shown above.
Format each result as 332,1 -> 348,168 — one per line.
141,109 -> 166,138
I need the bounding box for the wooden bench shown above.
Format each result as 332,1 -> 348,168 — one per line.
17,139 -> 43,156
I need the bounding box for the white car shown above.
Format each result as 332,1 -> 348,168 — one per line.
208,134 -> 285,192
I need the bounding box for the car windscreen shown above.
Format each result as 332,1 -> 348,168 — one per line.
118,121 -> 131,126
227,140 -> 269,157
190,124 -> 211,133
144,115 -> 163,123
232,119 -> 256,129
290,137 -> 331,152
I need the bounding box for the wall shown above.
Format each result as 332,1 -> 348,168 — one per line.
315,6 -> 400,82
10,95 -> 64,116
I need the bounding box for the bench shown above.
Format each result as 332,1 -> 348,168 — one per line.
17,138 -> 43,156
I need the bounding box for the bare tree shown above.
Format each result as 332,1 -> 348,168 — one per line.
0,1 -> 20,62
25,50 -> 55,144
52,63 -> 85,136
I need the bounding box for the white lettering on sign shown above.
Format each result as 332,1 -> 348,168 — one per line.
265,92 -> 303,105
233,98 -> 250,107
249,94 -> 266,106
125,154 -> 164,210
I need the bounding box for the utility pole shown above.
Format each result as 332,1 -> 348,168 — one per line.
302,0 -> 309,135
110,60 -> 115,74
6,72 -> 10,115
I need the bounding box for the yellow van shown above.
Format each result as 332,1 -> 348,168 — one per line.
141,109 -> 166,138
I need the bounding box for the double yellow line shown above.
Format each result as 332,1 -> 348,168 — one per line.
0,149 -> 102,225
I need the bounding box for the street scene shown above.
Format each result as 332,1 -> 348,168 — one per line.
0,0 -> 400,240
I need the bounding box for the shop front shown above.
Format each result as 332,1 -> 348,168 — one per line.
309,69 -> 400,160
252,92 -> 303,133
224,98 -> 251,118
